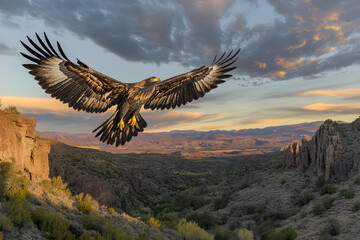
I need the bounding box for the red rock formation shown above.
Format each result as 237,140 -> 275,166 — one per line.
0,110 -> 50,181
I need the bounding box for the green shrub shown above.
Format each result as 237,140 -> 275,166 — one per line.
266,227 -> 297,240
298,190 -> 314,206
0,231 -> 3,240
322,195 -> 335,209
237,228 -> 253,240
4,106 -> 20,114
4,200 -> 33,228
75,193 -> 99,214
138,233 -> 150,240
108,207 -> 116,214
187,211 -> 217,229
316,176 -> 326,188
239,181 -> 250,190
214,192 -> 231,210
352,200 -> 360,212
354,176 -> 360,184
0,162 -> 13,179
323,219 -> 341,236
145,217 -> 161,229
0,215 -> 13,232
32,208 -> 75,240
5,177 -> 29,202
312,202 -> 326,215
42,176 -> 71,195
214,226 -> 232,240
79,232 -> 104,240
246,203 -> 265,215
81,214 -> 105,232
312,196 -> 334,215
102,224 -> 132,240
320,184 -> 337,195
177,219 -> 214,240
340,188 -> 355,199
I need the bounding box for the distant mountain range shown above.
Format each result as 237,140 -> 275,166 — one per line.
37,121 -> 323,158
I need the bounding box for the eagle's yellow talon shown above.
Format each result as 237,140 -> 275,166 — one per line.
117,118 -> 125,130
128,116 -> 137,126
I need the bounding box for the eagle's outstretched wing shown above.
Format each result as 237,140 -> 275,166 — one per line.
21,33 -> 128,113
144,49 -> 240,110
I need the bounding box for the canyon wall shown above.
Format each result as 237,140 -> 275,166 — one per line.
0,110 -> 50,181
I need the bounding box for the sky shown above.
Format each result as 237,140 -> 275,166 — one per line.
0,0 -> 360,133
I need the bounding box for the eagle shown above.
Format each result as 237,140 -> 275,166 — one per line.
21,33 -> 240,146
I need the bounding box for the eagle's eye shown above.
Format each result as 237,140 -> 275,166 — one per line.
152,77 -> 160,82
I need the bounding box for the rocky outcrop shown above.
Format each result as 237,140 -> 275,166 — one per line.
0,110 -> 50,181
284,119 -> 360,181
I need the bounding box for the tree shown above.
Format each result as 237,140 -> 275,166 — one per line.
4,106 -> 20,114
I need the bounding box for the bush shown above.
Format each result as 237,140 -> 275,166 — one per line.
312,196 -> 334,215
354,176 -> 360,184
32,208 -> 75,240
246,203 -> 265,215
352,200 -> 360,212
238,228 -> 253,240
177,219 -> 214,240
239,181 -> 250,190
102,224 -> 132,240
266,227 -> 297,240
108,207 -> 116,214
4,200 -> 33,228
187,211 -> 217,229
4,106 -> 20,114
214,226 -> 232,240
0,232 -> 3,240
81,214 -> 105,232
0,215 -> 13,232
316,176 -> 326,188
340,188 -> 355,199
323,219 -> 341,236
75,193 -> 99,214
145,217 -> 161,229
320,184 -> 337,195
298,190 -> 314,206
312,202 -> 326,215
5,177 -> 29,202
42,176 -> 71,195
214,192 -> 231,210
0,162 -> 13,180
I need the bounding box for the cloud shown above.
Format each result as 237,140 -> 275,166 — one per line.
241,118 -> 287,125
301,102 -> 360,113
0,42 -> 14,55
0,96 -> 223,132
295,88 -> 360,97
1,0 -> 360,80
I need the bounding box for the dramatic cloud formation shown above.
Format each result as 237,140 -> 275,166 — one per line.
302,102 -> 360,113
0,0 -> 359,80
296,89 -> 360,97
0,96 -> 223,132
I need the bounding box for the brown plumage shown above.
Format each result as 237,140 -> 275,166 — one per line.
21,33 -> 240,146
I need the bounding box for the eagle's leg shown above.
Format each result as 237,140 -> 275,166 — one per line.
117,118 -> 125,130
128,115 -> 137,126
117,102 -> 129,131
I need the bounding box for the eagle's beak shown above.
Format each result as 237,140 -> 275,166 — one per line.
153,77 -> 160,82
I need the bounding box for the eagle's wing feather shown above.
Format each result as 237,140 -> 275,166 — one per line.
144,49 -> 240,110
21,33 -> 128,113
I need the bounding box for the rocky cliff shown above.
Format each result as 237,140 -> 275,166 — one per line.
284,118 -> 360,181
0,110 -> 50,181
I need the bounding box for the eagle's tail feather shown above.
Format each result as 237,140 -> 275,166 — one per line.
93,111 -> 147,147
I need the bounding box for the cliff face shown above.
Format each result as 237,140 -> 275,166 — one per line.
284,119 -> 360,181
0,110 -> 50,181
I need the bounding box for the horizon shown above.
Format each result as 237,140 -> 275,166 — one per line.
1,0 -> 360,133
